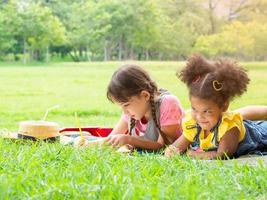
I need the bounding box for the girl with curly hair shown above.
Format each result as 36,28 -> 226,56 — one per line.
165,54 -> 267,159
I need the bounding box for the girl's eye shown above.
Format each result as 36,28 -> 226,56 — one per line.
204,110 -> 212,114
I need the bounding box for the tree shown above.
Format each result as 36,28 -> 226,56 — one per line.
246,21 -> 267,60
155,0 -> 211,59
0,7 -> 17,60
194,21 -> 255,58
4,0 -> 66,63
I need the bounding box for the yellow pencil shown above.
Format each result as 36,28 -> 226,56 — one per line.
75,112 -> 84,140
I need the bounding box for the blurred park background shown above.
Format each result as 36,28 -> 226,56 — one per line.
1,1 -> 267,198
0,0 -> 267,63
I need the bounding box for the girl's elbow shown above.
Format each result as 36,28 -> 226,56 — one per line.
157,142 -> 165,149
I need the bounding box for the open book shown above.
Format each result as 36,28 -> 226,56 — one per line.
60,132 -> 133,153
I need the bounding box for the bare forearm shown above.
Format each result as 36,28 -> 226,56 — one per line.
109,127 -> 127,136
188,150 -> 225,160
129,136 -> 164,150
235,105 -> 267,120
109,130 -> 121,136
172,135 -> 191,153
110,117 -> 128,136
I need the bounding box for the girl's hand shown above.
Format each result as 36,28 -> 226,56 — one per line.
73,136 -> 89,147
186,149 -> 197,157
104,134 -> 132,148
164,145 -> 181,158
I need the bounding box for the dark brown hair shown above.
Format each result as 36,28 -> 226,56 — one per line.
107,64 -> 170,145
178,54 -> 250,107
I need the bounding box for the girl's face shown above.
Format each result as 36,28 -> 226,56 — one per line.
119,91 -> 150,120
190,96 -> 227,131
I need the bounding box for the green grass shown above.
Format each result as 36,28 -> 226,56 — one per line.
0,61 -> 267,199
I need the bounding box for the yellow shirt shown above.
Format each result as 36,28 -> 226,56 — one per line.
182,111 -> 246,150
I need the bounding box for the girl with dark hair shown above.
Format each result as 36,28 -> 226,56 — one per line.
165,54 -> 267,159
104,64 -> 184,150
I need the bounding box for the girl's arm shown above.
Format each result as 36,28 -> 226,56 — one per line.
109,116 -> 128,136
235,105 -> 267,120
164,135 -> 192,157
153,123 -> 182,149
130,136 -> 165,150
160,124 -> 181,144
107,124 -> 181,150
105,133 -> 165,150
172,134 -> 192,153
187,127 -> 240,159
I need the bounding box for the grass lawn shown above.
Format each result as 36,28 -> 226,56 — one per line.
0,61 -> 266,199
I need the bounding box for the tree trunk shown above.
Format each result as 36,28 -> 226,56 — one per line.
208,0 -> 220,34
91,52 -> 95,61
118,34 -> 124,60
23,38 -> 27,64
29,49 -> 33,62
145,49 -> 149,61
85,47 -> 89,61
130,45 -> 135,60
69,49 -> 80,62
74,49 -> 79,62
46,46 -> 50,62
104,40 -> 109,61
69,52 -> 77,62
79,46 -> 83,60
158,52 -> 163,61
138,52 -> 142,60
34,49 -> 41,61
